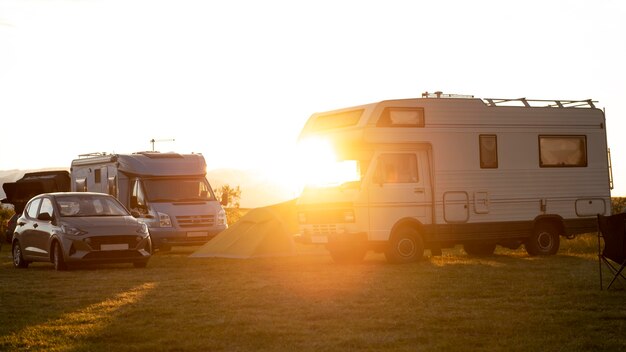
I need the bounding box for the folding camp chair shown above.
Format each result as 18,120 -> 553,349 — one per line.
597,213 -> 626,290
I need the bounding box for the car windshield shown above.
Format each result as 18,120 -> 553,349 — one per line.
56,195 -> 129,217
142,177 -> 216,202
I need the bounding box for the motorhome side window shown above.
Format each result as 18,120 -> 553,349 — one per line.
479,134 -> 498,168
539,135 -> 587,167
108,176 -> 117,196
94,169 -> 101,184
377,107 -> 425,127
75,178 -> 87,192
376,154 -> 418,183
130,179 -> 148,212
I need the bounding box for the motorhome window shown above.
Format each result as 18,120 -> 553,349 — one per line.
479,135 -> 498,168
39,198 -> 54,218
94,169 -> 101,184
539,135 -> 587,167
142,178 -> 216,202
377,107 -> 425,127
131,180 -> 147,208
26,198 -> 42,218
75,178 -> 87,192
312,110 -> 363,131
376,154 -> 418,183
108,176 -> 117,196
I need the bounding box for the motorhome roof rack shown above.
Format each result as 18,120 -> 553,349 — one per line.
77,152 -> 108,158
484,97 -> 597,109
421,91 -> 474,99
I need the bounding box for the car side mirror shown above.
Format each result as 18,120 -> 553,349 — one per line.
37,212 -> 53,221
130,210 -> 141,218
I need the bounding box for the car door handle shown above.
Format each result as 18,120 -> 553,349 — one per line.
414,188 -> 425,193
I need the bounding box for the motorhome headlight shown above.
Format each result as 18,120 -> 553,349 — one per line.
298,212 -> 307,224
136,222 -> 149,236
61,224 -> 87,236
158,212 -> 172,228
216,208 -> 227,226
344,210 -> 355,223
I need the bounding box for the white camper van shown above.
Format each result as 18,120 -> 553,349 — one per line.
295,93 -> 613,263
71,152 -> 227,250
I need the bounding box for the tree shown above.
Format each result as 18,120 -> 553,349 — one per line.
215,185 -> 241,208
612,197 -> 626,214
214,185 -> 243,226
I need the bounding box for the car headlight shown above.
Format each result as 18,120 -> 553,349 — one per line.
344,210 -> 355,223
217,208 -> 227,226
61,224 -> 87,236
158,212 -> 172,228
137,222 -> 149,235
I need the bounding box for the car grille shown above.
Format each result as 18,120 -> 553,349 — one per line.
87,236 -> 139,250
302,209 -> 348,224
83,250 -> 143,260
311,224 -> 338,235
176,214 -> 215,228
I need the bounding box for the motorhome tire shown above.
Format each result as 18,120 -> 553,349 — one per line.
12,241 -> 29,268
463,242 -> 496,256
525,222 -> 560,256
385,227 -> 424,264
52,242 -> 68,271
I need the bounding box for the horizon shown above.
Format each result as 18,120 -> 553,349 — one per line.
0,0 -> 624,197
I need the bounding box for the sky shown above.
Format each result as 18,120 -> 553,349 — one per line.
0,0 -> 625,198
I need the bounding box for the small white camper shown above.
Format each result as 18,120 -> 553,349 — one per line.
295,93 -> 613,263
71,152 -> 227,250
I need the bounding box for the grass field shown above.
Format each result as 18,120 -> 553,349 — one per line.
0,234 -> 625,352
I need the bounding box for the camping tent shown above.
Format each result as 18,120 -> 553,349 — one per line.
190,199 -> 299,259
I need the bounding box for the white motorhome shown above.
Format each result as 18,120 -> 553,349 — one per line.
71,152 -> 227,250
295,93 -> 613,263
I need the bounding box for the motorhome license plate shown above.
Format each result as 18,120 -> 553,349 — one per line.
311,236 -> 328,244
101,244 -> 129,251
187,231 -> 208,238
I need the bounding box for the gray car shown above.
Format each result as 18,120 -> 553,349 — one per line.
12,192 -> 152,270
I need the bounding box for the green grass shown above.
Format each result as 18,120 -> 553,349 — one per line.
1,235 -> 625,352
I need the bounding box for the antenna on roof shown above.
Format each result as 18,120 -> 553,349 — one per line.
150,138 -> 175,152
422,91 -> 474,99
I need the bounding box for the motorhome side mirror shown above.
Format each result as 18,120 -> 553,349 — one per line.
220,191 -> 229,206
37,212 -> 53,221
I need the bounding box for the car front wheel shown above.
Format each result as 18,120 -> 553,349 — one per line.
52,242 -> 68,271
12,241 -> 29,269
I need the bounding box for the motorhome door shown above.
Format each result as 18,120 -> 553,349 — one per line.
367,149 -> 432,241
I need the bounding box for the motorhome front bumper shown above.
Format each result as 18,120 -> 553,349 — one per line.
150,225 -> 227,248
295,230 -> 367,245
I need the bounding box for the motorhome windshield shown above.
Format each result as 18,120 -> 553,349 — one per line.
303,159 -> 362,188
143,177 -> 216,202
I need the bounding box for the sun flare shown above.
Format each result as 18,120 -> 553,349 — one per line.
295,137 -> 360,188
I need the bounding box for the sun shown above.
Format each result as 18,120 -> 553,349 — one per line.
294,137 -> 360,188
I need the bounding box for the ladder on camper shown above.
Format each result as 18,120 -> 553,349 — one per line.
483,97 -> 597,108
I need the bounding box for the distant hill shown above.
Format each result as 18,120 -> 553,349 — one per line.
0,168 -> 295,209
207,168 -> 299,208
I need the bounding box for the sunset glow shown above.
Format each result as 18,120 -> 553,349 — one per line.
296,137 -> 360,187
